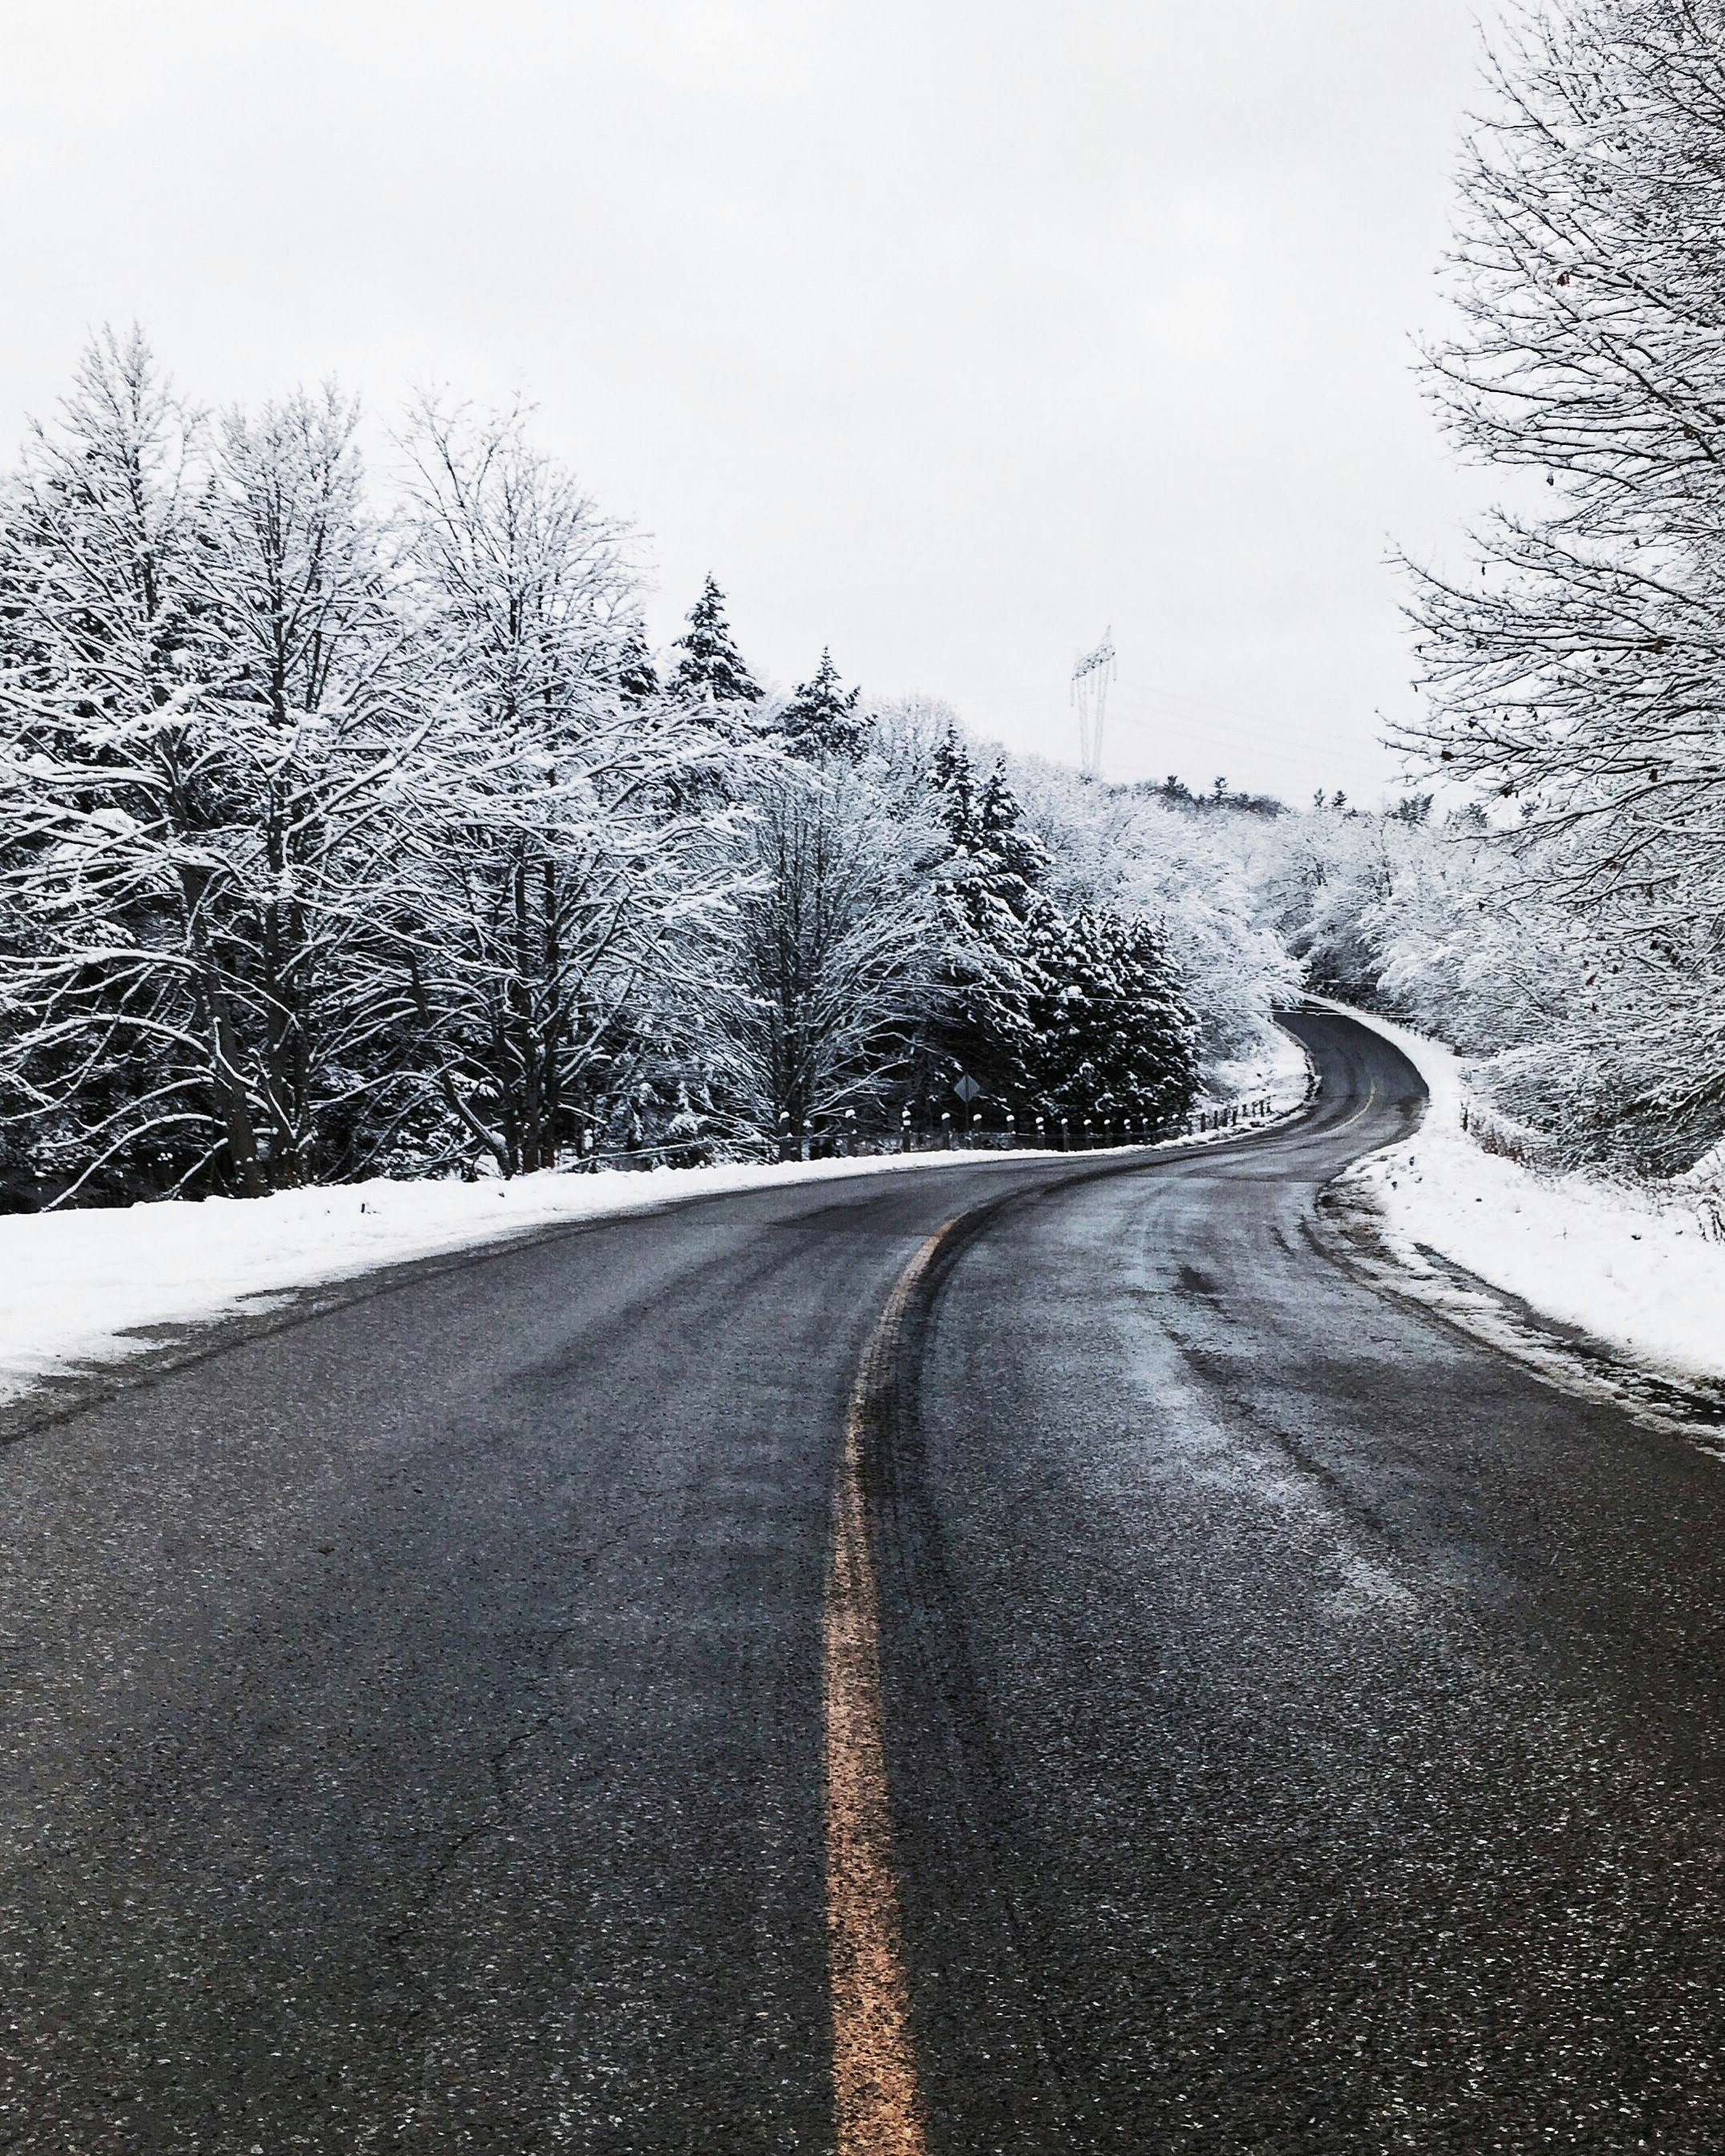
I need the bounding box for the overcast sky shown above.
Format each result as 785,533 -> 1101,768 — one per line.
0,2 -> 1500,804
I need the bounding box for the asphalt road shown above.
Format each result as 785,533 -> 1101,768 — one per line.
4,1012 -> 1725,2152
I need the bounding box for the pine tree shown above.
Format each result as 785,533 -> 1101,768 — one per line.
930,740 -> 1047,948
975,760 -> 1051,905
928,722 -> 976,833
614,621 -> 658,704
1020,906 -> 1199,1131
778,647 -> 870,762
917,729 -> 1198,1129
917,734 -> 1047,1108
670,574 -> 760,710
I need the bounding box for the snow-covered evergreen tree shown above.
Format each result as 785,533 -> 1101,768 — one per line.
915,730 -> 1045,1110
669,574 -> 760,712
613,621 -> 659,705
917,730 -> 1199,1128
1020,906 -> 1200,1132
1007,754 -> 1299,1072
776,647 -> 870,762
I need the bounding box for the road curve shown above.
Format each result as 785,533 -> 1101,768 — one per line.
4,1013 -> 1725,2151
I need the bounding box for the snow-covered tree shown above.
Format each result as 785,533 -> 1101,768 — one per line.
0,330 -> 245,1201
870,693 -> 965,789
705,761 -> 934,1149
0,330 -> 433,1200
1006,754 -> 1301,1066
916,734 -> 1202,1128
613,621 -> 659,705
0,341 -> 439,1201
670,573 -> 760,714
1258,791 -> 1725,1173
1397,0 -> 1725,1163
385,403 -> 743,1175
0,333 -> 1322,1201
1018,905 -> 1200,1132
913,730 -> 1046,1109
776,648 -> 870,762
197,385 -> 432,1185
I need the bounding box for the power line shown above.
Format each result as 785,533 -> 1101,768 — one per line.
1108,698 -> 1385,759
970,680 -> 1391,759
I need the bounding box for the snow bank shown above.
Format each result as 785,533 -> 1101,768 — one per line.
1321,999 -> 1725,1389
0,1148 -> 1079,1401
0,1054 -> 1311,1406
1207,1022 -> 1314,1115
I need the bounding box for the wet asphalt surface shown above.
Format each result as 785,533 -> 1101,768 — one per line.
3,1013 -> 1725,2151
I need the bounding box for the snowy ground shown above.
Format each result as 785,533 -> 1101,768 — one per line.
0,1149 -> 1046,1402
1205,1023 -> 1314,1116
0,1025 -> 1311,1405
0,1084 -> 1294,1403
1322,999 -> 1725,1407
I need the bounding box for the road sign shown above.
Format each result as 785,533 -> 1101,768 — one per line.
954,1073 -> 982,1105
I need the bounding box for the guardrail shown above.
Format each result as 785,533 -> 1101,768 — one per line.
561,1094 -> 1282,1171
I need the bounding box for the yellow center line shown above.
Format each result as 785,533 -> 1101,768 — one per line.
1328,1082 -> 1379,1136
824,1226 -> 952,2156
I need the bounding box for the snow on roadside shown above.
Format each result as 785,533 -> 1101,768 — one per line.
1321,998 -> 1725,1391
0,1147 -> 1075,1402
1207,1022 -> 1314,1116
0,1050 -> 1309,1406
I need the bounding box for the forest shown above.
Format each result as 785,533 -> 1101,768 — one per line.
0,338 -> 1226,1207
1280,0 -> 1725,1183
3,0 -> 1722,1209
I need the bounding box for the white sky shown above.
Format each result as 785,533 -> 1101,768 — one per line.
0,1 -> 1499,805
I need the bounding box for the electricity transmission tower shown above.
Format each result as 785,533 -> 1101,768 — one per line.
1071,631 -> 1116,780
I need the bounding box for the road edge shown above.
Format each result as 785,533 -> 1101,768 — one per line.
1299,1005 -> 1725,1446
